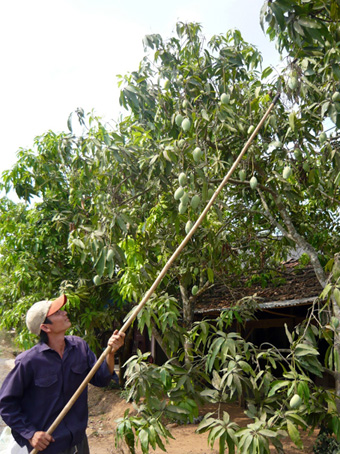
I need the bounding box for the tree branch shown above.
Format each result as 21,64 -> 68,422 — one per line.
256,188 -> 291,239
257,187 -> 327,287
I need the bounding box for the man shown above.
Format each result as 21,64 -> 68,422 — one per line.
0,295 -> 125,453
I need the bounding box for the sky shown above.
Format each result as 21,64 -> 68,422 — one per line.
0,0 -> 280,179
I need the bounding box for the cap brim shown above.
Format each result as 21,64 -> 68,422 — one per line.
47,295 -> 67,317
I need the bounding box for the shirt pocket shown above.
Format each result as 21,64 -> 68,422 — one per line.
70,361 -> 89,377
68,361 -> 89,392
34,374 -> 59,398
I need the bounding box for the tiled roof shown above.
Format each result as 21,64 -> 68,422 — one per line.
194,260 -> 323,314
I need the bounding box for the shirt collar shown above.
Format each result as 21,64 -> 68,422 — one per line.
37,336 -> 75,353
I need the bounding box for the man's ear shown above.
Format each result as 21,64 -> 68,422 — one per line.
40,324 -> 51,333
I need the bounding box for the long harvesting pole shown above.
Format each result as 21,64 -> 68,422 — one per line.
31,93 -> 280,454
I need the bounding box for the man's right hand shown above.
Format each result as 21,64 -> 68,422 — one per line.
29,431 -> 55,451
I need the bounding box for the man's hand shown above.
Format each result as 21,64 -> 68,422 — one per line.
29,431 -> 54,451
108,330 -> 125,354
106,330 -> 125,374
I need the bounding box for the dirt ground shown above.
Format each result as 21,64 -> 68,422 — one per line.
86,385 -> 318,454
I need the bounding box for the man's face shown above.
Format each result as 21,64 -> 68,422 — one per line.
47,309 -> 71,334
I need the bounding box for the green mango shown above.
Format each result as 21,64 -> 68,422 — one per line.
290,394 -> 302,409
332,91 -> 340,102
181,118 -> 191,131
239,169 -> 246,182
191,195 -> 200,210
193,147 -> 203,162
93,275 -> 101,286
220,93 -> 230,105
185,220 -> 193,234
107,249 -> 114,262
283,166 -> 292,179
174,187 -> 184,200
178,202 -> 187,214
250,176 -> 258,189
179,172 -> 187,186
191,285 -> 198,295
175,114 -> 184,127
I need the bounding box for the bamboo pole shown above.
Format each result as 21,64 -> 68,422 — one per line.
31,93 -> 279,453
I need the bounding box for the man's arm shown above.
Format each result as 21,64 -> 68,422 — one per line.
106,330 -> 125,375
0,362 -> 42,445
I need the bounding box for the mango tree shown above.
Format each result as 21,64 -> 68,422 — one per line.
261,0 -> 340,411
108,20 -> 340,452
0,118 -> 143,363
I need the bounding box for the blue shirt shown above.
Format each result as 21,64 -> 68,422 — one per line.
0,335 -> 118,453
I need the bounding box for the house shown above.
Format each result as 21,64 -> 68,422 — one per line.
130,259 -> 327,376
194,259 -> 323,349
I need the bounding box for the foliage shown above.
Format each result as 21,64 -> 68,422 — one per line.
116,308 -> 339,453
313,429 -> 340,454
0,124 -> 134,352
115,408 -> 174,454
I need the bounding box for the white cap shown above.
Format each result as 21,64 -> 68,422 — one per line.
26,295 -> 67,335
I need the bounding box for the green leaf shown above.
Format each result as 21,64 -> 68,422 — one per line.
72,238 -> 85,249
333,288 -> 340,307
268,380 -> 290,397
287,420 -> 303,449
139,428 -> 149,454
297,381 -> 310,401
286,413 -> 308,428
207,267 -> 214,283
333,64 -> 340,81
335,171 -> 340,187
328,104 -> 338,126
295,343 -> 319,357
95,249 -> 106,276
296,356 -> 323,377
197,415 -> 217,432
262,66 -> 273,79
331,416 -> 340,440
212,370 -> 222,390
67,113 -> 73,133
284,323 -> 293,344
321,101 -> 330,118
258,429 -> 278,437
298,17 -> 322,29
271,3 -> 286,29
201,109 -> 210,121
208,337 -> 225,371
320,283 -> 332,300
293,21 -> 305,36
166,405 -> 190,415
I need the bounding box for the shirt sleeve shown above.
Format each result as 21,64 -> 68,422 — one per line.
0,360 -> 37,441
85,343 -> 119,387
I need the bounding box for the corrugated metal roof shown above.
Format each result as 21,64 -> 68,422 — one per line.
259,296 -> 317,309
194,295 -> 317,314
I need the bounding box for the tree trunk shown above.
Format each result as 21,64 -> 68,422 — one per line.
151,322 -> 181,366
258,189 -> 340,399
258,188 -> 327,286
179,277 -> 194,366
332,299 -> 340,412
118,326 -> 134,386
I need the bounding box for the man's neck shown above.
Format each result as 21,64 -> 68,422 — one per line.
47,334 -> 66,358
